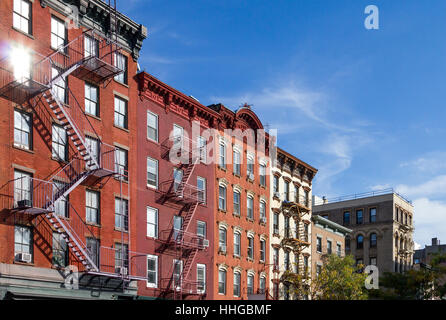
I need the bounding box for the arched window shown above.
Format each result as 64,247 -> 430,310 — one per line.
233,271 -> 241,297
356,235 -> 364,249
370,233 -> 377,248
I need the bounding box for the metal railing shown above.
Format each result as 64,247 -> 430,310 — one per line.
313,188 -> 412,206
161,135 -> 206,163
96,246 -> 149,280
159,179 -> 206,204
158,229 -> 209,250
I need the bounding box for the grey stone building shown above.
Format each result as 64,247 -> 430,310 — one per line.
414,238 -> 446,265
312,189 -> 414,275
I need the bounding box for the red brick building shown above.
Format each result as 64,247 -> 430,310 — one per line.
0,0 -> 147,299
209,103 -> 271,300
136,72 -> 218,299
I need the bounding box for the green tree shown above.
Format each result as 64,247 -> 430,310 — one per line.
287,254 -> 369,300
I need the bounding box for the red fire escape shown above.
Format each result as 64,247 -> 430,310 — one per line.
157,136 -> 209,299
0,29 -> 147,282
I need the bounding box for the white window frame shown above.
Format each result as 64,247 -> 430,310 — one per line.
219,141 -> 226,169
197,136 -> 206,163
146,254 -> 158,288
85,83 -> 99,117
233,190 -> 241,215
51,16 -> 66,50
197,177 -> 206,204
233,149 -> 241,175
86,189 -> 99,224
218,185 -> 226,211
233,231 -> 241,257
147,157 -> 158,189
114,96 -> 128,129
13,0 -> 31,35
52,124 -> 67,161
114,52 -> 127,84
14,109 -> 31,150
197,264 -> 206,294
147,206 -> 158,239
218,269 -> 226,295
147,111 -> 158,142
247,195 -> 254,219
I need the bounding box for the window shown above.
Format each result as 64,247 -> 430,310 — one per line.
316,264 -> 322,278
53,68 -> 67,103
233,190 -> 241,216
343,211 -> 350,225
84,35 -> 99,58
197,136 -> 206,163
337,243 -> 342,257
85,136 -> 99,170
115,147 -> 128,178
327,240 -> 332,254
233,149 -> 241,175
173,168 -> 183,193
51,16 -> 66,50
219,142 -> 226,169
219,185 -> 226,211
370,257 -> 377,266
147,255 -> 158,288
247,155 -> 254,179
115,243 -> 129,270
114,96 -> 128,129
370,233 -> 377,248
247,236 -> 254,259
345,236 -> 351,251
304,256 -> 309,273
273,282 -> 279,300
284,216 -> 290,238
284,181 -> 290,201
304,190 -> 309,207
273,175 -> 279,193
273,213 -> 279,234
247,196 -> 254,219
284,284 -> 290,300
53,181 -> 68,218
13,0 -> 32,34
233,271 -> 241,297
147,157 -> 158,188
197,264 -> 206,294
259,277 -> 266,294
85,83 -> 99,116
14,109 -> 32,150
147,111 -> 158,142
197,177 -> 206,203
294,185 -> 299,203
219,227 -> 227,252
172,124 -> 183,149
260,200 -> 266,222
14,225 -> 32,262
357,235 -> 364,249
304,223 -> 309,242
173,216 -> 183,241
115,198 -> 128,231
218,269 -> 226,295
52,233 -> 68,267
14,170 -> 31,206
273,248 -> 279,269
52,124 -> 67,161
284,251 -> 290,270
260,239 -> 266,262
86,237 -> 99,267
147,206 -> 158,238
316,237 -> 322,252
247,274 -> 254,295
197,221 -> 206,238
114,52 -> 128,84
259,163 -> 266,186
370,208 -> 377,223
356,209 -> 363,225
86,190 -> 99,224
233,232 -> 241,256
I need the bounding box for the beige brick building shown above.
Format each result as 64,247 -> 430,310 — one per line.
269,148 -> 317,300
311,215 -> 352,278
312,190 -> 414,275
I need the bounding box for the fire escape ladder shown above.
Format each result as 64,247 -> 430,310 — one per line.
182,248 -> 198,282
181,202 -> 199,234
176,156 -> 199,196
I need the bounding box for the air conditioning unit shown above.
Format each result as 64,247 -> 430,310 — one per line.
219,245 -> 226,253
203,239 -> 210,248
274,192 -> 280,198
16,252 -> 32,263
115,266 -> 128,276
261,217 -> 267,224
248,173 -> 255,181
17,199 -> 32,208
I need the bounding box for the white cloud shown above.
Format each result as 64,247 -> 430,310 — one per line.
410,197 -> 446,246
400,151 -> 446,174
395,175 -> 446,198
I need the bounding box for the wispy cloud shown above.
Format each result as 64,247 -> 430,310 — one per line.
400,151 -> 446,174
395,175 -> 446,199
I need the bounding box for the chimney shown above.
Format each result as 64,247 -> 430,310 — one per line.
432,238 -> 438,246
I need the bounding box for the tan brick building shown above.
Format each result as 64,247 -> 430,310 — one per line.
311,215 -> 351,278
313,190 -> 414,275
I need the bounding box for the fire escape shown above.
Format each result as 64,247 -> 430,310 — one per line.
157,136 -> 209,300
0,29 -> 147,282
279,193 -> 311,299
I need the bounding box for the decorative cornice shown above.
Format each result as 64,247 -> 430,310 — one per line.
40,0 -> 147,60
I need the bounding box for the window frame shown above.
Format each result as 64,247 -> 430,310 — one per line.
14,109 -> 32,150
146,254 -> 158,288
51,15 -> 66,51
147,111 -> 158,142
85,82 -> 99,117
86,189 -> 100,225
218,269 -> 226,295
147,157 -> 158,189
13,0 -> 32,35
114,52 -> 128,84
146,206 -> 158,239
114,197 -> 129,231
114,96 -> 128,129
52,123 -> 68,161
218,185 -> 227,211
197,264 -> 206,294
14,225 -> 33,262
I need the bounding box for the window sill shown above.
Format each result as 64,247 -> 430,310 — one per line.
13,260 -> 34,266
113,79 -> 129,88
12,27 -> 34,39
218,209 -> 227,214
147,138 -> 159,145
233,173 -> 241,178
13,144 -> 34,154
273,233 -> 280,238
51,156 -> 69,164
246,257 -> 254,262
218,166 -> 227,172
86,113 -> 101,122
218,251 -> 227,256
114,228 -> 129,233
86,222 -> 101,228
246,217 -> 254,223
113,125 -> 130,133
233,255 -> 241,259
273,196 -> 281,201
233,213 -> 241,218
146,184 -> 158,190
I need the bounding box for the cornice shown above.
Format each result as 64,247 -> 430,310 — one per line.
40,0 -> 147,60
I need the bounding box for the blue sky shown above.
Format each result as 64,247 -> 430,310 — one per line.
119,0 -> 446,247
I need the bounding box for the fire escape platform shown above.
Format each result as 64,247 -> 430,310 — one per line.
70,56 -> 123,84
0,78 -> 50,105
